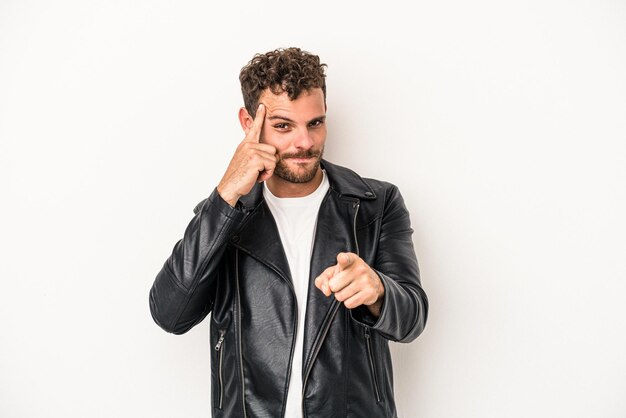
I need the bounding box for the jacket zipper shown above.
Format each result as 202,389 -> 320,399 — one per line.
235,250 -> 248,418
352,202 -> 360,255
302,200 -> 360,416
215,330 -> 226,409
364,327 -> 381,403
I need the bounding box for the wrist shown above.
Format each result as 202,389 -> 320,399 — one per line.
366,271 -> 385,317
216,185 -> 240,208
372,269 -> 385,301
367,298 -> 383,318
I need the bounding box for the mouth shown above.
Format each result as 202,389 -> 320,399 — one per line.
287,157 -> 316,163
281,152 -> 321,163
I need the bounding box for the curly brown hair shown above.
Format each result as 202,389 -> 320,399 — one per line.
239,47 -> 327,118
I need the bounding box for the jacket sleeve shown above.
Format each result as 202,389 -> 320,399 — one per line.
351,185 -> 429,342
149,188 -> 246,334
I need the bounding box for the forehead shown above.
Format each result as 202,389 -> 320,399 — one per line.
259,88 -> 326,120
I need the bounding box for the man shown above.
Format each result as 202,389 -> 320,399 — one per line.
149,47 -> 428,418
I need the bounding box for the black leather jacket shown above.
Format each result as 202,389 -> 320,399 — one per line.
149,160 -> 428,418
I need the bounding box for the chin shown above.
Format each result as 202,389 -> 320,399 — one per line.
276,160 -> 321,184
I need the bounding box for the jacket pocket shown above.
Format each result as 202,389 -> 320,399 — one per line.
364,326 -> 382,403
214,329 -> 226,410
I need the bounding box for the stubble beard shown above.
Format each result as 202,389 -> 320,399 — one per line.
274,148 -> 324,183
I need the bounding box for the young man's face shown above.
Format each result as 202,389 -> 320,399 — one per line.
256,87 -> 327,184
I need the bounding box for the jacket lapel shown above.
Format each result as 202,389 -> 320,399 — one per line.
233,184 -> 292,285
301,189 -> 358,375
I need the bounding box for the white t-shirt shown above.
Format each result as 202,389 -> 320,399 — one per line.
263,170 -> 330,418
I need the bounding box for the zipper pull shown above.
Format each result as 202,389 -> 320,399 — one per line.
215,330 -> 225,351
364,326 -> 371,338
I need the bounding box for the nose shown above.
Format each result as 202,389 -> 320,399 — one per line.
293,127 -> 314,149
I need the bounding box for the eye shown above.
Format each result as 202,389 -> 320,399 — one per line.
309,119 -> 324,128
274,123 -> 290,130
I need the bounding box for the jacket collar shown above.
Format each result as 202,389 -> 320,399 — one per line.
237,159 -> 376,211
321,159 -> 377,200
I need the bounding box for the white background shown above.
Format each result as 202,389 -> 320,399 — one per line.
1,1 -> 625,417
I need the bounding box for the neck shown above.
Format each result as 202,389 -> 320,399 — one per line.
265,168 -> 323,198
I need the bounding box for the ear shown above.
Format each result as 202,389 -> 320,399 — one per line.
238,107 -> 253,133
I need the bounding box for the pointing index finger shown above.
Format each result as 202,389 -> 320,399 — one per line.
246,103 -> 266,143
337,252 -> 354,269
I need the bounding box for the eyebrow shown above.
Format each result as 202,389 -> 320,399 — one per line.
267,115 -> 326,124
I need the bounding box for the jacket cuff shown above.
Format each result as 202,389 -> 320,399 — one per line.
195,188 -> 246,221
349,268 -> 420,342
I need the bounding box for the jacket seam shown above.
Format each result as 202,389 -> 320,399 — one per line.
170,211 -> 234,331
356,215 -> 382,230
163,262 -> 188,294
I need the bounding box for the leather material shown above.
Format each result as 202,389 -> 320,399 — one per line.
149,160 -> 428,417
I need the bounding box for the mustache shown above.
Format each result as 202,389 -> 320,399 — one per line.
280,150 -> 322,159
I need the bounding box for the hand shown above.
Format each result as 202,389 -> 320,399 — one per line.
217,104 -> 278,206
314,252 -> 385,317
